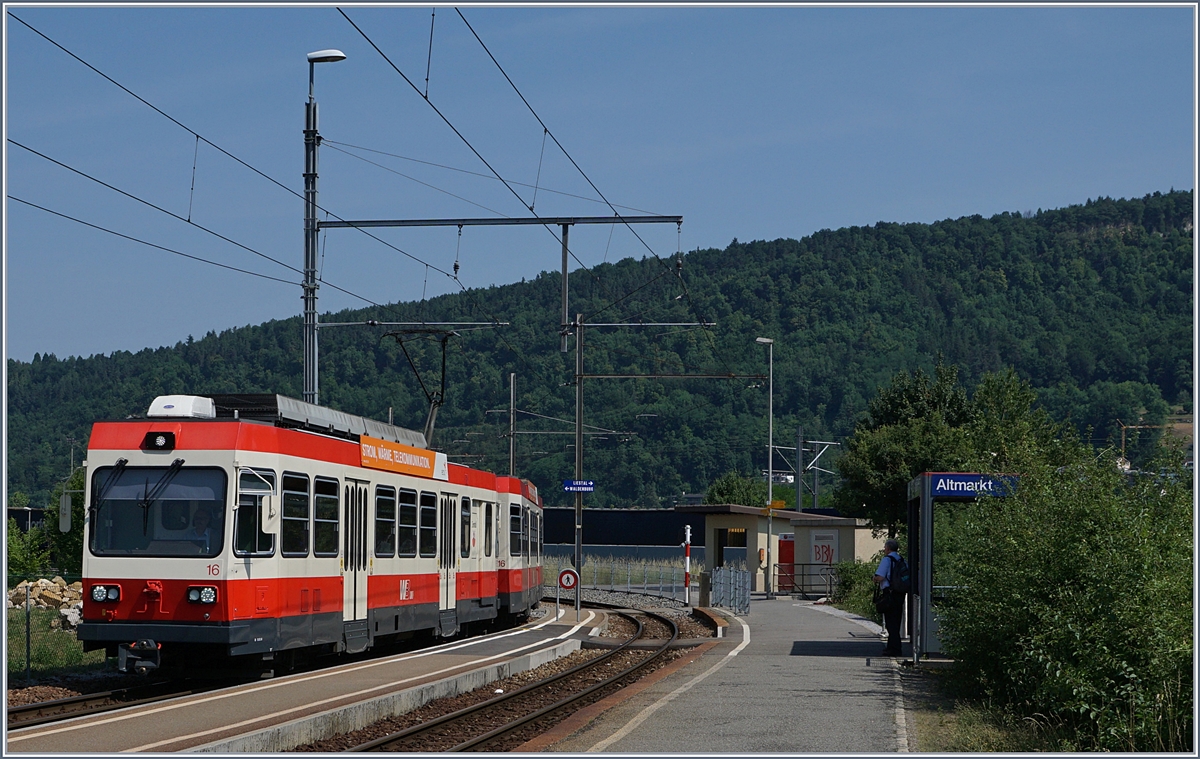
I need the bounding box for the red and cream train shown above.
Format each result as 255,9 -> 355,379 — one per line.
77,393 -> 543,674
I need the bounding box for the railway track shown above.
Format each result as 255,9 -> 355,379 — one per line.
345,604 -> 679,752
7,680 -> 219,729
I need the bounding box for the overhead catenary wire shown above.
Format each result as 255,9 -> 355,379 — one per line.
8,13 -> 534,370
321,139 -> 660,215
9,11 -> 594,444
9,196 -> 298,287
454,9 -> 729,373
8,13 -> 460,286
9,139 -> 384,309
323,142 -> 510,218
336,8 -> 626,310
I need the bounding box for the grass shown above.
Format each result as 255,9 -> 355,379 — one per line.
7,607 -> 108,678
542,555 -> 701,591
900,663 -> 1079,751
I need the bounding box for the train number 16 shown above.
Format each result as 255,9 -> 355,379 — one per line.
207,564 -> 220,576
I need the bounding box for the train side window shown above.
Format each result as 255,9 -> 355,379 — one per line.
483,502 -> 493,557
375,485 -> 396,557
418,491 -> 437,558
524,506 -> 531,558
235,469 -> 276,557
532,512 -> 541,563
509,504 -> 522,557
397,490 -> 417,557
460,497 -> 471,558
281,472 -> 310,557
313,476 -> 339,557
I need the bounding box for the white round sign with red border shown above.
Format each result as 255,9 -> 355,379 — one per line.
558,568 -> 579,590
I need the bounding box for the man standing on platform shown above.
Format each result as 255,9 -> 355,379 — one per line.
873,539 -> 906,656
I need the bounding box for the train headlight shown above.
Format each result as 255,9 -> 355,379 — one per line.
187,586 -> 217,604
91,585 -> 120,602
141,431 -> 176,451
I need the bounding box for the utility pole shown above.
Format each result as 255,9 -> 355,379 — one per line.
302,49 -> 347,406
797,427 -> 804,511
509,373 -> 516,476
573,314 -> 584,620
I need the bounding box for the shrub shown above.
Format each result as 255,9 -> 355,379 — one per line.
937,452 -> 1193,751
831,557 -> 882,623
7,518 -> 51,578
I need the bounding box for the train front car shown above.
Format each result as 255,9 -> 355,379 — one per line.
79,395 -> 253,674
78,393 -> 544,675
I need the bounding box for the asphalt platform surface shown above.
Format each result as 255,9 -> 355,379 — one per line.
546,596 -> 911,754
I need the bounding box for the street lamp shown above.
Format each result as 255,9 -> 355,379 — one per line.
756,336 -> 774,596
303,48 -> 347,406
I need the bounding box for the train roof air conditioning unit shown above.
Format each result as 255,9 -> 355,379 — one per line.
148,395 -> 217,419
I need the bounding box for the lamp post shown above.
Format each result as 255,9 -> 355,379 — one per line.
756,336 -> 774,596
303,49 -> 347,406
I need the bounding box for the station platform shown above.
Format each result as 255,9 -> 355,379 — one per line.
526,596 -> 913,754
6,610 -> 600,754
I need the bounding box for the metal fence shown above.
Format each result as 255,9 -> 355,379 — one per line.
775,563 -> 839,599
710,566 -> 751,616
6,576 -> 105,681
543,557 -> 696,603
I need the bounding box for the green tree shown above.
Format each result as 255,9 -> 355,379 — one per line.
833,362 -> 973,535
7,518 -> 50,578
46,467 -> 87,576
704,471 -> 769,507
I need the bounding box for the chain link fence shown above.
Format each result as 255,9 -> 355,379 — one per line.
542,556 -> 697,603
6,575 -> 106,682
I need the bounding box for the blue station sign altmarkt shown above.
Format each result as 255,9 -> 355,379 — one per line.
563,480 -> 595,493
929,473 -> 1019,499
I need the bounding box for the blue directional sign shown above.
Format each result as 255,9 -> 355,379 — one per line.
563,480 -> 595,492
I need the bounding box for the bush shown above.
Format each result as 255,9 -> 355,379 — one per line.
831,557 -> 882,623
937,452 -> 1193,751
7,518 -> 51,577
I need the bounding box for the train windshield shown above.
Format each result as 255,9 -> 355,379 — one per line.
89,466 -> 227,558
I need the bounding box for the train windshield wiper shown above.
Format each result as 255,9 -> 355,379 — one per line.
137,459 -> 185,535
91,458 -> 128,516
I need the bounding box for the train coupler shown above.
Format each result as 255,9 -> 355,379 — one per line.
118,639 -> 161,674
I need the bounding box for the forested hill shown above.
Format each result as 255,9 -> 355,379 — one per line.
8,190 -> 1193,509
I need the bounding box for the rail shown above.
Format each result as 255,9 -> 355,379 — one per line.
347,604 -> 679,752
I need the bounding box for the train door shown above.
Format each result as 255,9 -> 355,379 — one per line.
342,478 -> 369,652
438,492 -> 458,635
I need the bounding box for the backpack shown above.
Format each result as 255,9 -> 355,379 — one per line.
887,554 -> 912,595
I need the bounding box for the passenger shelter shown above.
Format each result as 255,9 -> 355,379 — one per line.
906,471 -> 1018,661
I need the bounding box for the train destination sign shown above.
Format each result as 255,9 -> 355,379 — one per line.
563,480 -> 595,492
360,435 -> 449,480
931,473 -> 1018,498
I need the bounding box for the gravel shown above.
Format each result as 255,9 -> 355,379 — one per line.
7,671 -> 141,708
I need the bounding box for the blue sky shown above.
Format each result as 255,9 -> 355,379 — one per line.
3,4 -> 1195,363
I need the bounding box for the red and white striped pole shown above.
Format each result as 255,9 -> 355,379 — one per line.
683,524 -> 692,605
